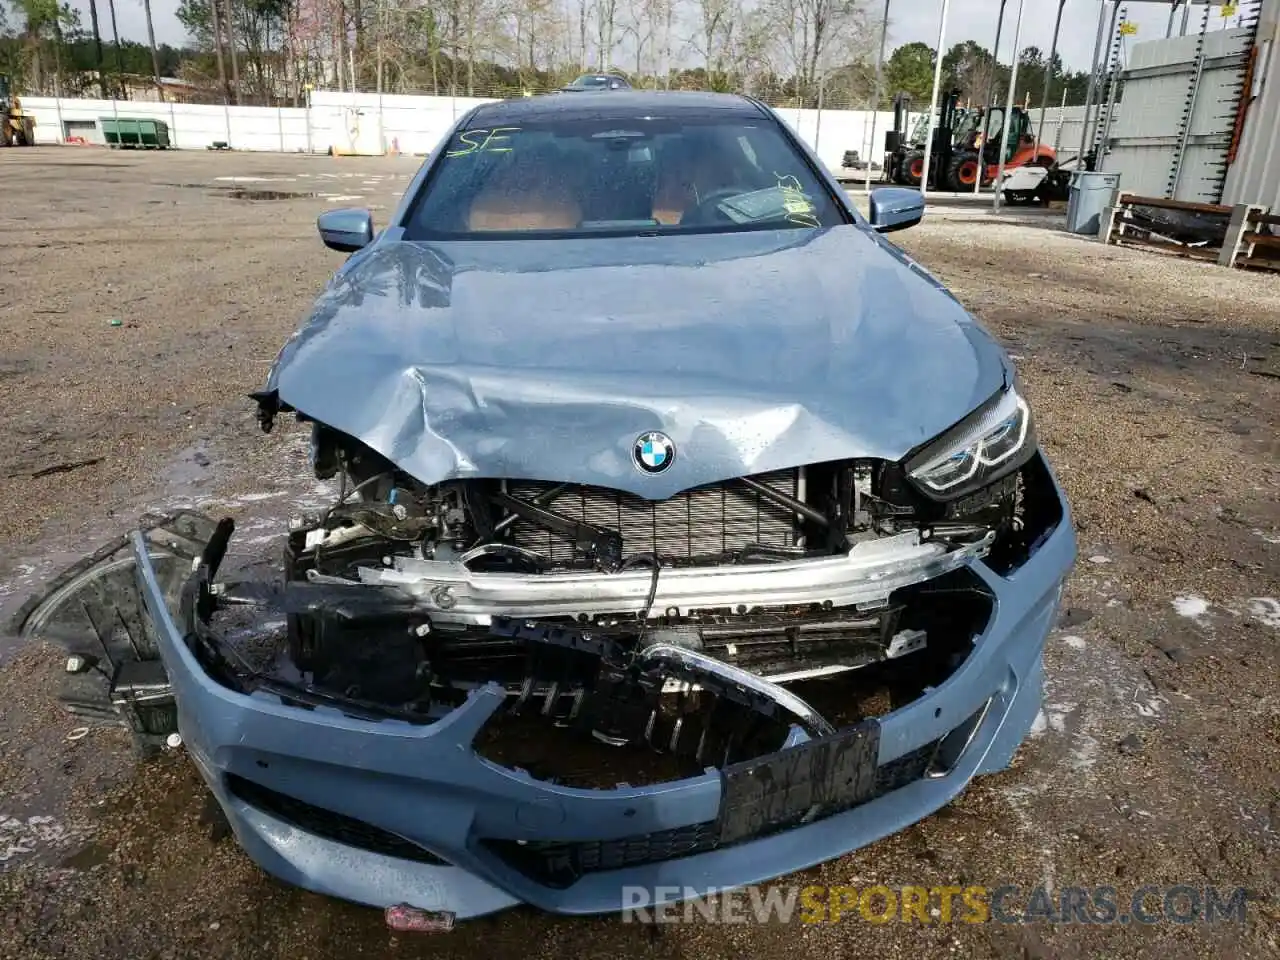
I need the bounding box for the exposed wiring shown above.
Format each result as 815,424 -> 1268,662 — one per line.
623,552 -> 663,652
322,470 -> 393,528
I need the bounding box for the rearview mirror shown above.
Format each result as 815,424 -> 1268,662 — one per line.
317,208 -> 374,252
868,187 -> 925,234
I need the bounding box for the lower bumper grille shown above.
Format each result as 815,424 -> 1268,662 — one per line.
482,737 -> 940,889
226,774 -> 448,866
505,470 -> 801,564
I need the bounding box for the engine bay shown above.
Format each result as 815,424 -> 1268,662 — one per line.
164,415 -> 1061,786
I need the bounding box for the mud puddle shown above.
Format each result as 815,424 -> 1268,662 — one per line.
157,183 -> 319,200
225,188 -> 319,201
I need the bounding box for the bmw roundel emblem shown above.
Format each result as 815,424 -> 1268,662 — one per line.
634,431 -> 676,474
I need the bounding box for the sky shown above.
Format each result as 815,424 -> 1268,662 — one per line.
62,0 -> 1238,72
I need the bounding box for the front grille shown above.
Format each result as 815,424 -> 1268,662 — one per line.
482,738 -> 940,889
505,470 -> 800,564
225,774 -> 448,866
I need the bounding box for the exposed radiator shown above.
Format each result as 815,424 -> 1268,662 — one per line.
505,470 -> 801,564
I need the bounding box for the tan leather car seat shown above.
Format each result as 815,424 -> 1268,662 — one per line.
468,160 -> 581,231
653,145 -> 731,225
652,149 -> 695,225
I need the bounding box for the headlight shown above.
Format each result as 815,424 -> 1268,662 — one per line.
906,388 -> 1035,498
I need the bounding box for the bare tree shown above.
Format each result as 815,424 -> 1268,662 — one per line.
206,0 -> 230,100
595,0 -> 617,70
141,0 -> 163,99
764,0 -> 874,105
691,0 -> 731,88
618,0 -> 662,78
86,0 -> 107,97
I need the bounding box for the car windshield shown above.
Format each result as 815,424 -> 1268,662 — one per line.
405,115 -> 845,240
568,75 -> 617,89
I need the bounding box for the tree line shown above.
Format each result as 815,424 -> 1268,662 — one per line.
1,0 -> 1093,112
884,39 -> 1093,112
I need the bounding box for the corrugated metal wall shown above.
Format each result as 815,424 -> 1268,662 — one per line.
1222,0 -> 1280,210
1101,26 -> 1256,203
1024,106 -> 1093,162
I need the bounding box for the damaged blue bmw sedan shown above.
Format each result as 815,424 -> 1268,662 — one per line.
16,92 -> 1076,925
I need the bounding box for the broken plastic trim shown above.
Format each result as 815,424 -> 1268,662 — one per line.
339,529 -> 996,625
637,643 -> 835,738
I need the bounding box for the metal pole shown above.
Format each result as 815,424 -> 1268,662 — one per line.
815,72 -> 824,153
992,0 -> 1026,210
1077,1 -> 1112,165
1089,0 -> 1123,158
974,0 -> 1010,194
920,0 -> 952,198
1166,1 -> 1179,38
1169,9 -> 1209,196
1055,86 -> 1067,151
1180,1 -> 1191,35
1035,0 -> 1068,153
864,0 -> 892,194
982,0 -> 1009,111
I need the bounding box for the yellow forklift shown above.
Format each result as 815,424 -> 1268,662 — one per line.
0,74 -> 36,147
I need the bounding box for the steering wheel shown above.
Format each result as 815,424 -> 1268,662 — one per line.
683,186 -> 749,225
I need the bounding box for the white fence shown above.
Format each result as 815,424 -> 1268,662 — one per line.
21,90 -> 919,180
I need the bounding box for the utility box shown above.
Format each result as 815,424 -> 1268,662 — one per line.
100,117 -> 171,149
1066,170 -> 1121,235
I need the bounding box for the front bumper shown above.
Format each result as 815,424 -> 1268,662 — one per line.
135,484 -> 1076,920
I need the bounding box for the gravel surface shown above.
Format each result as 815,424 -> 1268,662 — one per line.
0,149 -> 1277,959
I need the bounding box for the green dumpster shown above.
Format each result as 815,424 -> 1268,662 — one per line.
100,117 -> 171,149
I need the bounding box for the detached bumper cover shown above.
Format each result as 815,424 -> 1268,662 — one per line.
135,512 -> 1075,920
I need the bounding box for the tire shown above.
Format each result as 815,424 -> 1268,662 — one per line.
889,154 -> 907,185
899,151 -> 925,187
946,153 -> 981,192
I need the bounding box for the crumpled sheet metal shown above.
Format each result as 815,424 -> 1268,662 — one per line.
266,226 -> 1009,499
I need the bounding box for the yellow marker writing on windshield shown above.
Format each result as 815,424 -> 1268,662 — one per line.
776,173 -> 820,227
446,126 -> 521,158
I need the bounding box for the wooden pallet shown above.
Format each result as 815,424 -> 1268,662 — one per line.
1098,192 -> 1278,272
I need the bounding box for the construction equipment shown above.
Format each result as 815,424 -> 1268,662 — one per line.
0,74 -> 36,147
883,88 -> 1057,192
883,90 -> 968,187
999,151 -> 1095,206
945,104 -> 1058,190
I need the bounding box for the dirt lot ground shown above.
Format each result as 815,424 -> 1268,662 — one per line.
0,149 -> 1277,960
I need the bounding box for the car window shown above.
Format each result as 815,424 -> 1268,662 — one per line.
404,115 -> 845,240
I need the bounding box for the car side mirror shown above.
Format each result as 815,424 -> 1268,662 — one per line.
317,208 -> 374,252
868,187 -> 925,233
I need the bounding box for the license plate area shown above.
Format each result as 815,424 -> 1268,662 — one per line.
715,719 -> 881,845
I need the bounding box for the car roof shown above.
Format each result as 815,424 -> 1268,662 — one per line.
466,90 -> 769,127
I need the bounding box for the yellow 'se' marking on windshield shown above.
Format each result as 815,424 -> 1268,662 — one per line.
446,126 -> 522,157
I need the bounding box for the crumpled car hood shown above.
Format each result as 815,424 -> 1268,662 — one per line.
266,225 -> 1009,499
